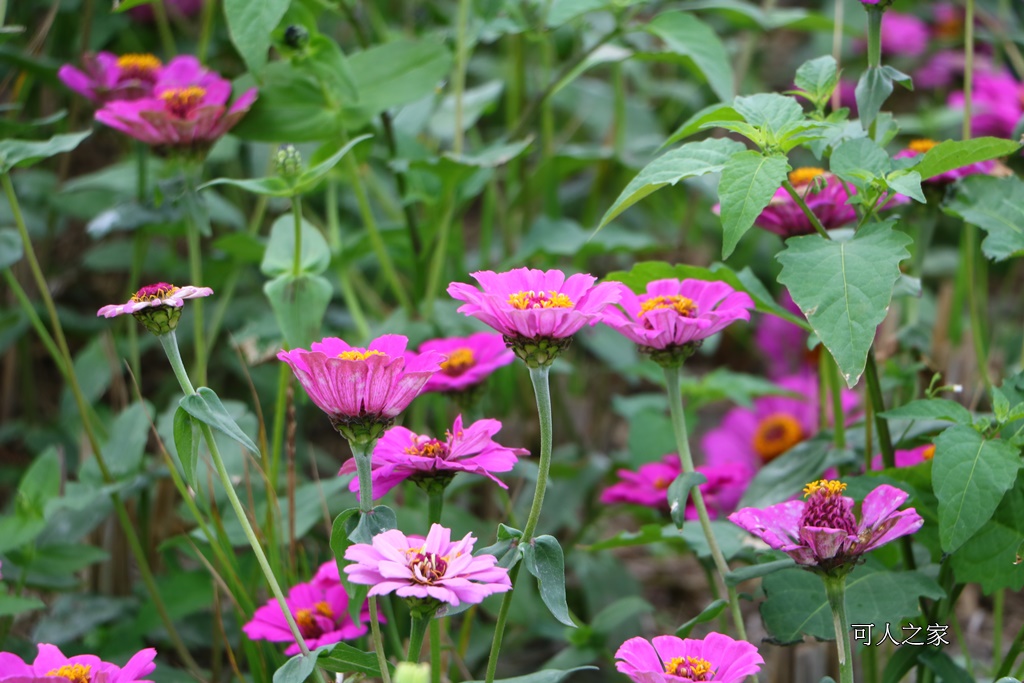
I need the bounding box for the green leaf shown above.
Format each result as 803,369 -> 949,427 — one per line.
102,402 -> 151,479
199,175 -> 291,197
179,387 -> 260,455
173,407 -> 199,487
0,590 -> 44,617
949,476 -> 1024,593
232,62 -> 342,143
776,221 -> 912,387
295,135 -> 372,193
645,11 -> 735,103
589,596 -> 653,633
345,40 -> 452,122
274,647 -> 323,683
330,508 -> 360,579
886,171 -> 925,203
663,104 -> 742,147
725,557 -> 797,586
264,274 -> 333,350
942,175 -> 1024,262
880,399 -> 972,425
598,138 -> 744,229
761,564 -> 943,643
17,448 -> 61,517
793,55 -> 839,106
304,34 -> 359,104
732,93 -> 805,136
261,215 -> 332,277
667,472 -> 707,529
855,67 -> 893,129
224,0 -> 289,75
464,667 -> 597,683
918,650 -> 973,683
717,151 -> 790,258
674,599 -> 727,637
830,138 -> 891,189
933,425 -> 1021,553
0,227 -> 23,269
524,535 -> 575,627
914,137 -> 1021,180
0,131 -> 91,173
319,642 -> 384,677
346,505 -> 397,544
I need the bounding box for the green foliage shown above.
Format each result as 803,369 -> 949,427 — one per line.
792,55 -> 838,111
265,274 -> 333,350
717,151 -> 789,257
644,12 -> 735,103
179,387 -> 260,455
667,472 -> 707,528
225,0 -> 289,75
0,227 -> 22,268
172,407 -> 199,487
524,535 -> 576,627
912,138 -> 1021,180
674,599 -> 727,637
943,175 -> 1024,262
0,131 -> 91,173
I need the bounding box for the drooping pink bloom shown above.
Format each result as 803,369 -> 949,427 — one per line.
949,70 -> 1024,140
755,290 -> 815,377
729,480 -> 924,574
243,560 -> 370,656
417,332 -> 514,394
95,56 -> 257,151
344,524 -> 512,607
278,335 -> 442,438
97,282 -> 212,318
871,444 -> 934,470
338,415 -> 528,499
894,139 -> 996,184
754,169 -> 857,237
58,52 -> 162,104
702,374 -> 859,474
614,632 -> 764,683
600,279 -> 753,358
0,644 -> 156,683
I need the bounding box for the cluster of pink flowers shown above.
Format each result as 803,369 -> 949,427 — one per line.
950,70 -> 1024,141
0,644 -> 156,683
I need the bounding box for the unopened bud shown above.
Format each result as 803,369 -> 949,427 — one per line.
275,144 -> 303,178
284,24 -> 309,49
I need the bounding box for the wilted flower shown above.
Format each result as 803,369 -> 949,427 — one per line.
754,169 -> 857,237
0,644 -> 156,683
418,332 -> 515,394
59,52 -> 162,104
278,334 -> 442,443
729,480 -> 924,574
447,268 -> 621,367
614,632 -> 764,683
344,524 -> 511,607
95,56 -> 257,152
97,282 -> 212,336
338,415 -> 528,499
894,139 -> 996,184
949,70 -> 1024,140
601,278 -> 753,366
243,560 -> 370,655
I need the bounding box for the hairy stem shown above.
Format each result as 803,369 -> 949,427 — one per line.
823,574 -> 854,683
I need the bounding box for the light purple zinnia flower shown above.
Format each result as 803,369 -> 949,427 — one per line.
97,282 -> 212,336
243,561 -> 370,656
59,52 -> 162,104
0,644 -> 156,683
601,278 -> 753,364
417,332 -> 515,394
95,55 -> 257,152
729,480 -> 924,574
949,70 -> 1024,140
344,524 -> 512,607
754,169 -> 857,237
614,632 -> 764,683
338,415 -> 529,499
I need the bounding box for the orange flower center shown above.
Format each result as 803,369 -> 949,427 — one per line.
922,444 -> 935,461
116,53 -> 162,80
508,290 -> 574,310
441,348 -> 476,376
131,282 -> 178,302
753,413 -> 804,462
404,439 -> 448,458
664,656 -> 714,680
788,167 -> 826,187
160,86 -> 206,117
295,602 -> 333,637
46,665 -> 91,683
935,16 -> 963,40
638,295 -> 697,318
908,139 -> 939,154
803,479 -> 847,498
338,350 -> 384,361
652,476 -> 671,491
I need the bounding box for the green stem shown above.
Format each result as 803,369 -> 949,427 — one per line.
996,621 -> 1024,679
827,351 -> 846,449
963,0 -> 975,142
407,614 -> 429,662
369,597 -> 393,683
864,351 -> 895,469
830,0 -> 844,111
151,0 -> 177,58
424,192 -> 457,317
326,176 -> 371,342
823,574 -> 854,683
196,0 -> 217,62
3,270 -> 65,377
428,489 -> 444,527
964,225 -> 991,390
782,180 -> 831,240
484,564 -> 521,683
269,361 -> 289,487
994,589 -> 1005,673
451,0 -> 472,155
351,439 -> 376,515
183,177 -> 207,386
292,194 -> 303,276
663,364 -> 747,641
429,618 -> 442,683
866,6 -> 883,69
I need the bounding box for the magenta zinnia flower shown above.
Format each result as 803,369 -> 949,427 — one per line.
871,443 -> 934,470
338,415 -> 528,499
447,268 -> 621,366
870,12 -> 930,57
279,335 -> 442,441
754,169 -> 857,237
729,480 -> 924,574
95,56 -> 257,152
614,632 -> 764,683
59,52 -> 163,104
243,560 -> 370,655
949,70 -> 1024,140
601,279 -> 753,364
755,290 -> 816,377
97,282 -> 212,336
601,456 -> 751,520
417,332 -> 515,394
344,524 -> 512,607
894,139 -> 996,184
0,644 -> 156,683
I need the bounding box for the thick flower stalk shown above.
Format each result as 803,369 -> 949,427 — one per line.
614,633 -> 764,683
59,52 -> 163,104
0,644 -> 156,683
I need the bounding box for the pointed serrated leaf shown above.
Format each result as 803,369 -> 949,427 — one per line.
914,137 -> 1021,180
224,0 -> 289,75
0,130 -> 91,173
942,175 -> 1024,262
855,67 -> 893,129
718,151 -> 790,257
646,11 -> 735,103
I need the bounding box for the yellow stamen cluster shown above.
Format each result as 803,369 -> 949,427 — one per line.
803,479 -> 847,498
160,86 -> 206,116
337,350 -> 384,361
508,290 -> 574,310
116,53 -> 162,78
752,414 -> 804,462
638,295 -> 697,318
441,348 -> 476,374
652,476 -> 670,491
922,445 -> 936,461
295,608 -> 316,630
788,167 -> 826,186
46,664 -> 92,683
664,656 -> 714,680
908,139 -> 939,154
131,285 -> 178,302
404,440 -> 446,458
315,600 -> 334,618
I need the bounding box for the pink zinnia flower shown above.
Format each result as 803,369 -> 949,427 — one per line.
417,332 -> 514,394
702,374 -> 859,473
601,279 -> 753,362
447,268 -> 621,366
97,282 -> 212,336
871,443 -> 934,470
949,70 -> 1024,139
754,169 -> 857,237
931,3 -> 963,40
853,12 -> 929,57
338,415 -> 528,499
279,335 -> 442,440
614,632 -> 764,683
344,524 -> 512,607
755,290 -> 816,377
0,644 -> 156,683
894,139 -> 996,183
59,52 -> 163,104
729,479 -> 924,574
95,56 -> 257,152
243,560 -> 370,655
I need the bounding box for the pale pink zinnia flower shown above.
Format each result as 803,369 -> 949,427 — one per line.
0,644 -> 156,683
417,332 -> 515,394
614,632 -> 764,683
344,524 -> 512,607
447,268 -> 621,366
949,70 -> 1024,140
894,139 -> 996,184
338,415 -> 528,499
95,56 -> 257,152
601,278 -> 753,364
243,560 -> 370,656
97,282 -> 212,336
59,52 -> 162,104
729,480 -> 924,574
278,335 -> 442,442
